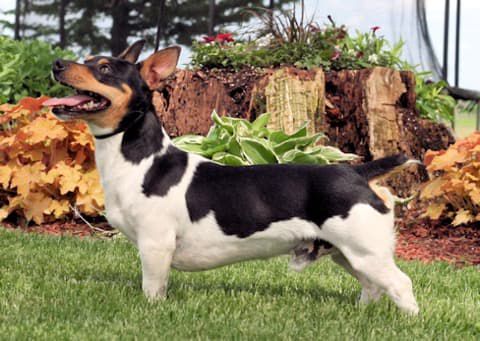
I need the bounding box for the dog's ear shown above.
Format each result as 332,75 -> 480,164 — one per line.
118,40 -> 146,63
139,46 -> 181,89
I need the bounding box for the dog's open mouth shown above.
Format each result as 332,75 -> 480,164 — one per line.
43,90 -> 111,114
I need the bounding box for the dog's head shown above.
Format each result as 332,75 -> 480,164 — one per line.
44,40 -> 180,132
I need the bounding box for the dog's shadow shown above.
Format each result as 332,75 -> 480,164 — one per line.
168,274 -> 356,304
67,267 -> 356,305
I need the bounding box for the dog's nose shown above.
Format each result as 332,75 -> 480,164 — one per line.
53,59 -> 68,72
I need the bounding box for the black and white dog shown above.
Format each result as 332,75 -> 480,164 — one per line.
44,40 -> 419,315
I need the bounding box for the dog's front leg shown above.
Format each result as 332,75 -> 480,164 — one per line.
138,230 -> 176,301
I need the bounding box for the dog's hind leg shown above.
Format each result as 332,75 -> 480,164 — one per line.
138,229 -> 176,301
331,252 -> 383,304
322,205 -> 419,315
343,253 -> 419,315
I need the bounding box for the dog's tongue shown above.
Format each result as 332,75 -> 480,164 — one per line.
43,95 -> 93,107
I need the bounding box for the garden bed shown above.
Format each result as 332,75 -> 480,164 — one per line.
4,217 -> 479,265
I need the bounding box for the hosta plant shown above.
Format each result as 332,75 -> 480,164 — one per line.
173,111 -> 357,166
420,132 -> 480,226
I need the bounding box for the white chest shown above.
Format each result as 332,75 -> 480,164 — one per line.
94,135 -> 155,242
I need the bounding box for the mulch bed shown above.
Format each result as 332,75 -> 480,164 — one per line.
395,207 -> 480,266
3,213 -> 479,266
2,220 -> 114,238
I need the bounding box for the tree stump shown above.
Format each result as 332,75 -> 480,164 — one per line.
153,67 -> 454,194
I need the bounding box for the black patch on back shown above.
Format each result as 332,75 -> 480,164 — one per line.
143,146 -> 188,197
121,110 -> 164,164
186,163 -> 389,238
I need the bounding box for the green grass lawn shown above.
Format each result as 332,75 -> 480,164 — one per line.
0,229 -> 479,340
454,111 -> 477,138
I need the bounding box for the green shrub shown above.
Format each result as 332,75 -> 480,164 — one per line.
173,111 -> 357,166
191,26 -> 404,72
0,36 -> 75,103
414,72 -> 456,123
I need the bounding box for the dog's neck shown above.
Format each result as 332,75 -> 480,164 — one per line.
90,109 -> 174,165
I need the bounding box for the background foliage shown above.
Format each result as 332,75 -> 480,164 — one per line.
0,97 -> 103,224
3,0 -> 293,54
0,36 -> 74,103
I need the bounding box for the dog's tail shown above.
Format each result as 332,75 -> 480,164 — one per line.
353,154 -> 423,181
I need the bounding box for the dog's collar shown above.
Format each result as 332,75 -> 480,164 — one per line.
94,111 -> 145,139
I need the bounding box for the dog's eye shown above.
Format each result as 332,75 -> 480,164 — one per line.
99,64 -> 111,74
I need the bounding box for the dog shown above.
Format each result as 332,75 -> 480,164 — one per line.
44,40 -> 419,315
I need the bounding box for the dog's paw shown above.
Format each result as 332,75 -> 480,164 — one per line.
358,286 -> 383,304
143,284 -> 167,302
400,301 -> 420,316
288,253 -> 312,272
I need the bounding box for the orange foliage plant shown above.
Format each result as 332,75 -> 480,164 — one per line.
421,132 -> 480,226
0,97 -> 104,224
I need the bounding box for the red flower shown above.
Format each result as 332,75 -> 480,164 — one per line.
215,33 -> 234,43
202,35 -> 216,43
371,26 -> 381,33
202,33 -> 234,44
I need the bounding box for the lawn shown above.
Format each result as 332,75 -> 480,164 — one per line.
454,111 -> 478,138
0,229 -> 479,340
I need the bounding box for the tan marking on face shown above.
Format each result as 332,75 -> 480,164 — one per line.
97,58 -> 110,65
369,181 -> 394,209
61,63 -> 133,129
84,55 -> 94,62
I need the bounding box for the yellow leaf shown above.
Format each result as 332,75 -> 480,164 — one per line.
49,141 -> 70,166
76,191 -> 104,215
23,191 -> 52,224
72,129 -> 94,150
77,168 -> 101,195
0,165 -> 12,188
47,199 -> 71,219
427,148 -> 468,171
42,161 -> 82,194
423,202 -> 446,220
10,162 -> 45,197
18,147 -> 46,162
76,172 -> 104,215
0,135 -> 15,148
452,209 -> 473,226
20,117 -> 68,145
0,206 -> 9,221
469,188 -> 480,205
420,177 -> 447,200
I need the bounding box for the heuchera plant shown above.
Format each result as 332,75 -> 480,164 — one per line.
420,132 -> 480,226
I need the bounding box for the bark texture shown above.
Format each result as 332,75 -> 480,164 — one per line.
264,68 -> 325,135
153,67 -> 454,194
